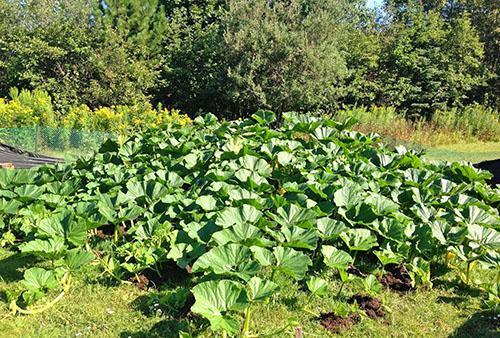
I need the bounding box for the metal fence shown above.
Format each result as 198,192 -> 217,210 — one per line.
0,126 -> 113,158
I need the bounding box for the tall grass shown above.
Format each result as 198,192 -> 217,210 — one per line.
333,105 -> 500,146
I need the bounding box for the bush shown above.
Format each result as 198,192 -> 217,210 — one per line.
62,104 -> 191,134
0,88 -> 56,127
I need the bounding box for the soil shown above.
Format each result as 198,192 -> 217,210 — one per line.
95,224 -> 126,239
129,274 -> 150,290
130,263 -> 191,290
319,312 -> 361,334
349,294 -> 385,319
379,264 -> 413,292
294,327 -> 304,338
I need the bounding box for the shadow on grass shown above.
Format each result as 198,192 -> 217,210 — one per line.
131,287 -> 194,318
0,252 -> 33,283
119,319 -> 193,338
122,287 -> 204,337
433,279 -> 482,299
449,310 -> 499,338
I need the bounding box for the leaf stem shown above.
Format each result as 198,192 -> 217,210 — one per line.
337,281 -> 345,298
465,261 -> 471,285
10,291 -> 65,315
352,251 -> 358,266
243,305 -> 252,337
114,224 -> 119,243
302,307 -> 320,318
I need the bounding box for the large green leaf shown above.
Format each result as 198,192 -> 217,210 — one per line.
64,249 -> 95,272
21,268 -> 58,292
210,223 -> 272,247
14,185 -> 44,202
252,110 -> 276,125
196,195 -> 218,211
458,206 -> 497,226
191,280 -> 248,334
273,247 -> 312,280
321,245 -> 352,270
19,238 -> 66,260
317,218 -> 347,239
467,224 -> 500,250
37,212 -> 87,246
333,186 -> 362,209
306,277 -> 329,297
273,204 -> 317,228
340,229 -> 378,251
238,155 -> 272,177
281,226 -> 318,250
247,276 -> 279,302
192,244 -> 260,281
216,205 -> 262,228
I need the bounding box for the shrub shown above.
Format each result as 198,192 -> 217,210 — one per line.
62,104 -> 191,134
0,88 -> 55,127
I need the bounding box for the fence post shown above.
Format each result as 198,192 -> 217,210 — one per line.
34,125 -> 39,153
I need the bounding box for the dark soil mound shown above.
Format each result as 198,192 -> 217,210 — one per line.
319,312 -> 360,334
319,312 -> 361,333
474,159 -> 500,186
350,294 -> 385,319
379,264 -> 413,292
129,274 -> 150,290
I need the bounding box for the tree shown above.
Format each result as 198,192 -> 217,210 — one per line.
379,4 -> 486,116
157,0 -> 230,115
223,0 -> 353,116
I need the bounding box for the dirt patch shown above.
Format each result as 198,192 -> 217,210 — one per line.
131,263 -> 191,290
95,224 -> 126,239
379,264 -> 413,292
349,294 -> 384,319
319,312 -> 360,334
129,274 -> 150,290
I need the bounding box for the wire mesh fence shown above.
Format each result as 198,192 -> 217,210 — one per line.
0,126 -> 113,158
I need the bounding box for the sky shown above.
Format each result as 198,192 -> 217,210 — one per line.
367,0 -> 384,9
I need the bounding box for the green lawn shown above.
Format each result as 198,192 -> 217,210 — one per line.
0,249 -> 498,338
0,143 -> 499,338
425,142 -> 500,163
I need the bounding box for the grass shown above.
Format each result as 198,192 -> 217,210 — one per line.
424,142 -> 500,163
0,249 -> 498,338
0,143 -> 498,338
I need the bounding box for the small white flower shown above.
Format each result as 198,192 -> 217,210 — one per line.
75,333 -> 82,337
106,308 -> 114,315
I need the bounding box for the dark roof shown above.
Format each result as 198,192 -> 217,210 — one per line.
0,143 -> 63,169
474,159 -> 500,186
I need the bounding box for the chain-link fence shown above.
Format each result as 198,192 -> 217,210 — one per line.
0,126 -> 113,159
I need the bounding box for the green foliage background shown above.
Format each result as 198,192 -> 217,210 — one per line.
0,0 -> 498,117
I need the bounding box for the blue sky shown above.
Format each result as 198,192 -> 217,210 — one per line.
367,0 -> 384,8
